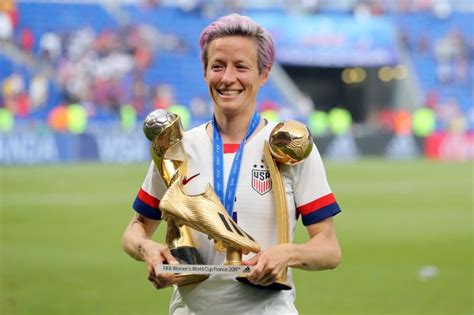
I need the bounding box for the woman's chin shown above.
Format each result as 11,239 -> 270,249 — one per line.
214,101 -> 256,116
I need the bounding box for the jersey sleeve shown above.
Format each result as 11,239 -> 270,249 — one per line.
286,143 -> 341,226
132,161 -> 168,220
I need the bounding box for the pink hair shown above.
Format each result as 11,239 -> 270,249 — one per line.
199,14 -> 275,74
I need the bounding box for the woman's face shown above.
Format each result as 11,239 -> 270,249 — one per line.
204,36 -> 269,116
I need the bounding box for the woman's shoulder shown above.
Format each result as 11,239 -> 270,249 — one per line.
185,122 -> 207,135
257,120 -> 278,139
184,122 -> 210,145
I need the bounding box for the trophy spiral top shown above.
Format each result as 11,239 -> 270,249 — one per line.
143,109 -> 180,142
269,120 -> 313,165
143,109 -> 184,166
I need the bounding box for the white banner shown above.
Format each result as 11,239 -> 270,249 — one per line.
156,264 -> 253,275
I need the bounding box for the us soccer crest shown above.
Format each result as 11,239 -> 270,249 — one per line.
251,167 -> 272,195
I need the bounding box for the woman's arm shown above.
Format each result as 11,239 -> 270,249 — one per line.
122,214 -> 183,289
287,217 -> 341,271
243,217 -> 341,286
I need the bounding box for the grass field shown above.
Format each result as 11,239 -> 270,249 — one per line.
1,159 -> 472,315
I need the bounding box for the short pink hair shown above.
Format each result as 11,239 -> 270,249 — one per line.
199,14 -> 275,74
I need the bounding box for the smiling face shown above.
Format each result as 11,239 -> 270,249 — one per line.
204,36 -> 270,117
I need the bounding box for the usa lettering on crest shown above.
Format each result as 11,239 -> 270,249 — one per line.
251,169 -> 272,195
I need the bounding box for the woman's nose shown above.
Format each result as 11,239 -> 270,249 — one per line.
221,67 -> 236,84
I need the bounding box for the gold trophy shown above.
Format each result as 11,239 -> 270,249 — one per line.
236,120 -> 313,290
154,120 -> 261,272
143,109 -> 209,286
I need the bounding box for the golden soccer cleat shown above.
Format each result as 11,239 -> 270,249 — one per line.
159,177 -> 261,255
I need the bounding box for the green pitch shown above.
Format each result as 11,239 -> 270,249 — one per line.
1,159 -> 472,315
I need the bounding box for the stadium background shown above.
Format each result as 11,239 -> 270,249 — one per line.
0,0 -> 472,314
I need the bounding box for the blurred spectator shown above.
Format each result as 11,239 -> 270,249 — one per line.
370,108 -> 395,132
134,46 -> 152,71
152,83 -> 175,110
397,0 -> 413,12
454,54 -> 469,84
91,76 -> 123,113
39,32 -> 62,64
302,0 -> 321,14
414,0 -> 434,12
0,11 -> 13,41
130,79 -> 148,114
176,0 -> 203,14
348,0 -> 399,16
19,27 -> 34,53
434,28 -> 467,83
353,1 -> 372,18
2,73 -> 30,117
141,0 -> 161,10
0,0 -> 17,38
369,0 -> 384,15
29,75 -> 48,110
432,0 -> 452,19
425,89 -> 440,108
66,27 -> 94,61
435,98 -> 466,133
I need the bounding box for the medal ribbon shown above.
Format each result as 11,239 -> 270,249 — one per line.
212,111 -> 260,217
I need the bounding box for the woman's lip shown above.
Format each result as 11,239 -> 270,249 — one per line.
218,90 -> 242,96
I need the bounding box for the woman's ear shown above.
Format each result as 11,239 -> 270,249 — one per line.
259,66 -> 271,86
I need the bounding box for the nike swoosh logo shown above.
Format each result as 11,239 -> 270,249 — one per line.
182,173 -> 200,185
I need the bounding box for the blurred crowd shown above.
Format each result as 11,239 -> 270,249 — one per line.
140,0 -> 470,17
429,29 -> 472,132
0,0 -> 190,119
0,0 -> 472,134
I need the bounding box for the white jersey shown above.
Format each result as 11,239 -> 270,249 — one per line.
133,121 -> 341,315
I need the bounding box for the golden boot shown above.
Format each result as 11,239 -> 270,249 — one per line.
159,178 -> 260,255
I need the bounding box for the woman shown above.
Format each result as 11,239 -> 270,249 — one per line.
122,13 -> 341,314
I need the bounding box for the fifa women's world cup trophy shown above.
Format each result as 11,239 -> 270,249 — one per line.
236,120 -> 313,290
143,109 -> 209,286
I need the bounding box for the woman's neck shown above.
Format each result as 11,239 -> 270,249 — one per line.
208,109 -> 264,144
214,114 -> 250,143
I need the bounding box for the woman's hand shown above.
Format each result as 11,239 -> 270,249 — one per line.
242,243 -> 292,286
140,239 -> 184,289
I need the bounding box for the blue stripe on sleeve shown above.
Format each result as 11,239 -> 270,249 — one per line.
301,202 -> 341,226
132,197 -> 162,220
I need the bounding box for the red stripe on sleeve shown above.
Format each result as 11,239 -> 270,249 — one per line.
138,188 -> 160,208
297,193 -> 336,216
223,143 -> 240,154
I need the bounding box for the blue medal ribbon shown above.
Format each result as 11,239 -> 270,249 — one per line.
212,111 -> 260,217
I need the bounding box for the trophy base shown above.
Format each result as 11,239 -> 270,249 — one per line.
235,275 -> 292,291
170,246 -> 209,286
171,246 -> 205,265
